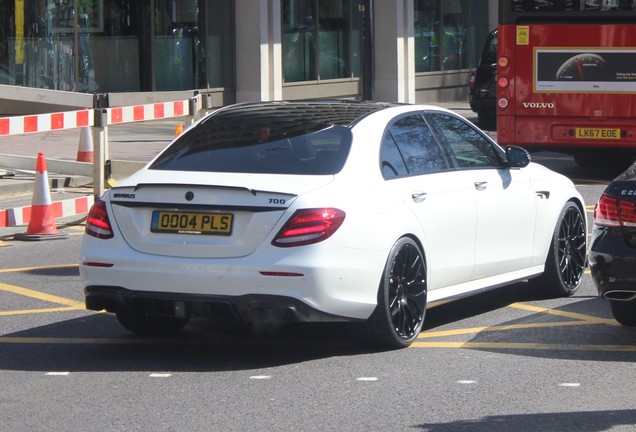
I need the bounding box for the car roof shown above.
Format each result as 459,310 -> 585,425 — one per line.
203,100 -> 402,129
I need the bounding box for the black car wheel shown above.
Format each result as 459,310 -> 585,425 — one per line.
532,202 -> 586,297
116,311 -> 189,336
609,301 -> 636,326
365,237 -> 427,349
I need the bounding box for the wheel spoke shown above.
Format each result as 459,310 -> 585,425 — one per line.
556,207 -> 586,288
389,243 -> 427,339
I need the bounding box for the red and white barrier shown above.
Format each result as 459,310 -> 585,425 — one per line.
107,100 -> 190,125
0,94 -> 202,136
0,95 -> 204,229
2,194 -> 94,228
0,109 -> 92,136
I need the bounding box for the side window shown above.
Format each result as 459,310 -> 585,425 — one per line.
380,133 -> 409,179
427,113 -> 503,168
381,114 -> 448,179
482,31 -> 497,66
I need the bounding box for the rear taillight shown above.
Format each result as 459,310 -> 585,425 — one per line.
594,194 -> 636,227
272,208 -> 345,247
497,55 -> 510,111
85,199 -> 114,239
468,71 -> 476,91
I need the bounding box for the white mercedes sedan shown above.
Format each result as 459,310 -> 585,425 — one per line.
80,101 -> 587,349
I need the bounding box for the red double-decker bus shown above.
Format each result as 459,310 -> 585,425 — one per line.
497,0 -> 636,166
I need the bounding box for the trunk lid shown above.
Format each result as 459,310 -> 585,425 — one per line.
108,169 -> 333,258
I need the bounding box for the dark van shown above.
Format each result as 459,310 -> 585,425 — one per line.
468,28 -> 497,130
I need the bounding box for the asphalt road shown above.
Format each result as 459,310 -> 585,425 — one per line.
1,152 -> 635,432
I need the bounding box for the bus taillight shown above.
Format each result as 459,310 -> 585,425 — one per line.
498,77 -> 509,88
498,56 -> 509,68
498,98 -> 509,109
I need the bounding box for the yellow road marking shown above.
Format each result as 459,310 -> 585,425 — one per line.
412,341 -> 636,351
0,265 -> 629,352
0,264 -> 78,274
0,282 -> 84,308
0,336 -> 633,352
0,306 -> 84,316
0,337 -> 169,345
419,320 -> 601,339
508,302 -> 618,325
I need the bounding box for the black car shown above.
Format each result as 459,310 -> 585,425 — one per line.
589,161 -> 636,325
468,28 -> 497,130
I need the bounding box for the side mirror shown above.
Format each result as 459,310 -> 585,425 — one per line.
505,145 -> 530,168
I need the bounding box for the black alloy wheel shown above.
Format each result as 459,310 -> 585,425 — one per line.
532,202 -> 587,297
365,237 -> 427,349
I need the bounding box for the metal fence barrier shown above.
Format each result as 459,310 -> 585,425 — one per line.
0,92 -> 210,199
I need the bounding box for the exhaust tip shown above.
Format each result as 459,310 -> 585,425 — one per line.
602,290 -> 636,302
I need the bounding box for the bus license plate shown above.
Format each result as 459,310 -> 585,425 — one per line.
151,211 -> 233,235
575,128 -> 620,140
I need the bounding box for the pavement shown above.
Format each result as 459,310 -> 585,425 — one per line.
0,101 -> 477,237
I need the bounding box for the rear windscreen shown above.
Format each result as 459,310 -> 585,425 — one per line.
150,123 -> 352,175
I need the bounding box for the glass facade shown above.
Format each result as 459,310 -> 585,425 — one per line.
414,0 -> 489,73
282,0 -> 363,82
0,0 -> 234,93
0,1 -> 492,99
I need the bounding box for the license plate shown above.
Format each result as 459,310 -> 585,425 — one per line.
575,128 -> 620,139
151,211 -> 233,235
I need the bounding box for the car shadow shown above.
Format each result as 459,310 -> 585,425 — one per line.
424,281 -> 636,362
414,409 -> 636,432
0,313 -> 377,373
424,281 -> 552,330
2,277 -> 634,372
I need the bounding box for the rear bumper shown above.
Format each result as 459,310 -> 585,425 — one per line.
85,286 -> 362,323
80,238 -> 384,321
498,115 -> 636,150
468,95 -> 495,113
589,228 -> 636,301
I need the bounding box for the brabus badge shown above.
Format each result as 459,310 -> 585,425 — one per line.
113,193 -> 135,199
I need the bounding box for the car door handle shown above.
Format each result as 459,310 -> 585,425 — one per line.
411,192 -> 427,203
474,181 -> 488,191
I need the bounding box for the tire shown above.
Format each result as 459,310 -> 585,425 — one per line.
116,311 -> 188,336
609,301 -> 636,326
477,110 -> 496,131
364,237 -> 427,350
531,201 -> 586,298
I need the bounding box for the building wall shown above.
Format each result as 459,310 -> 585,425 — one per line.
0,0 -> 496,114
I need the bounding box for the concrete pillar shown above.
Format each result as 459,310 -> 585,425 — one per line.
373,0 -> 415,103
235,0 -> 283,102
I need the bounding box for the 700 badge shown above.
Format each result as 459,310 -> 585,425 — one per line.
575,128 -> 620,139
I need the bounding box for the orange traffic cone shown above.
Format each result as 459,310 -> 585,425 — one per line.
76,126 -> 94,162
175,124 -> 184,136
15,153 -> 67,241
